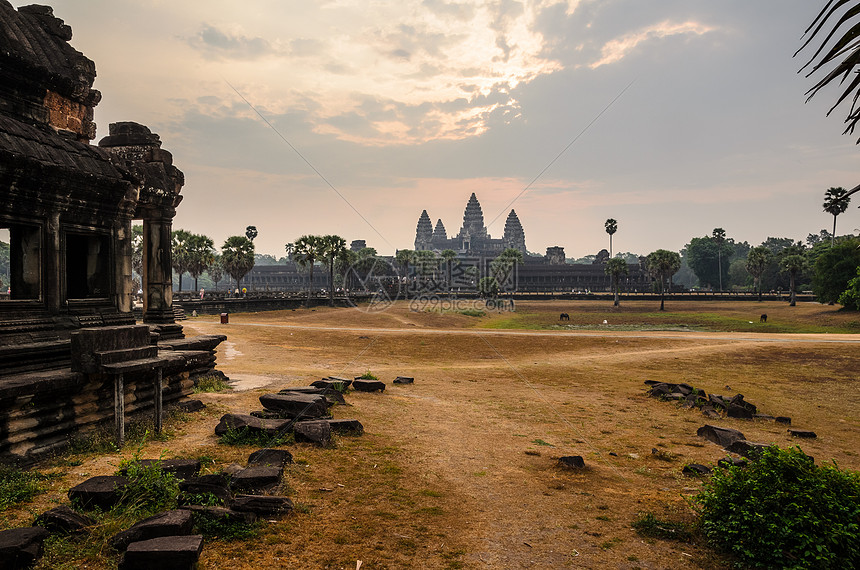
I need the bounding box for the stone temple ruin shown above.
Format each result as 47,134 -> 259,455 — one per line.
0,2 -> 225,465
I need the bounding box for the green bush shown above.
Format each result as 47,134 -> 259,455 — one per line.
115,455 -> 180,516
837,266 -> 860,310
357,371 -> 378,380
696,446 -> 860,568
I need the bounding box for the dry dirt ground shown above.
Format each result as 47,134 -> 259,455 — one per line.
8,300 -> 860,569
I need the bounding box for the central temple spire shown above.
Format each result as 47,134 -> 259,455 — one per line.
458,192 -> 488,240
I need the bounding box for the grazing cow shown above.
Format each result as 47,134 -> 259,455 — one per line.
559,313 -> 570,321
760,314 -> 767,323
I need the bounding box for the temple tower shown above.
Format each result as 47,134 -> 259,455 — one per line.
414,210 -> 433,250
431,219 -> 447,248
457,193 -> 488,247
503,209 -> 526,253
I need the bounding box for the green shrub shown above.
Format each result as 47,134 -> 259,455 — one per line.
357,371 -> 378,380
114,448 -> 180,516
837,266 -> 860,310
696,445 -> 860,568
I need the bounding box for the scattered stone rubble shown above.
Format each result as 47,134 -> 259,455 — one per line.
644,380 -> 819,475
0,373 -> 397,567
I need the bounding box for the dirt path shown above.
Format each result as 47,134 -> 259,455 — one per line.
178,309 -> 859,569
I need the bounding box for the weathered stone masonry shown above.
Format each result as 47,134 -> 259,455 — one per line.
0,2 -> 224,464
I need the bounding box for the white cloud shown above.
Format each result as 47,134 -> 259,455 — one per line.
590,20 -> 714,69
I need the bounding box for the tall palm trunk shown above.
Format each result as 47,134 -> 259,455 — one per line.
659,279 -> 666,311
329,259 -> 335,306
306,264 -> 314,307
789,271 -> 797,307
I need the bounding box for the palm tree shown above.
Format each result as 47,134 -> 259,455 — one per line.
605,219 -> 618,258
605,257 -> 628,307
284,242 -> 294,262
646,249 -> 681,311
492,248 -> 524,293
823,187 -> 850,245
440,249 -> 457,291
245,226 -> 258,242
293,235 -> 323,306
221,235 -> 255,291
207,255 -> 224,291
745,246 -> 773,302
319,234 -> 347,305
186,233 -> 215,292
798,2 -> 860,142
779,246 -> 807,307
395,249 -> 415,278
712,228 -> 726,291
171,229 -> 194,292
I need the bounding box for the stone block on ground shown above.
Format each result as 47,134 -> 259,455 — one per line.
328,419 -> 364,435
789,429 -> 817,438
231,495 -> 294,516
279,387 -> 346,405
725,440 -> 771,459
110,509 -> 194,551
311,379 -> 350,391
697,425 -> 746,448
229,466 -> 282,493
120,535 -> 203,570
352,379 -> 385,392
775,416 -> 792,425
214,413 -> 289,437
119,459 -> 200,481
393,376 -> 414,384
178,475 -> 232,506
701,406 -> 721,419
175,399 -> 206,413
68,475 -> 130,511
0,527 -> 50,569
34,506 -> 95,534
717,457 -> 748,469
682,464 -> 712,476
294,420 -> 332,446
248,448 -> 293,468
727,404 -> 753,419
259,393 -> 328,418
181,505 -> 257,525
558,456 -> 585,469
647,383 -> 673,398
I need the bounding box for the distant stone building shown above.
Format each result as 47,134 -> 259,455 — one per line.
409,194 -> 651,292
414,193 -> 527,255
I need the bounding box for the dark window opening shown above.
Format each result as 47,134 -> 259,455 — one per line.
66,233 -> 110,299
0,224 -> 41,300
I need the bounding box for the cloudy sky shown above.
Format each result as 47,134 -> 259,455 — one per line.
21,0 -> 860,258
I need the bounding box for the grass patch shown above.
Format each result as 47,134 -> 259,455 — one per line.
531,439 -> 555,447
0,465 -> 58,511
357,370 -> 378,380
458,309 -> 485,317
193,373 -> 233,393
631,512 -> 694,542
